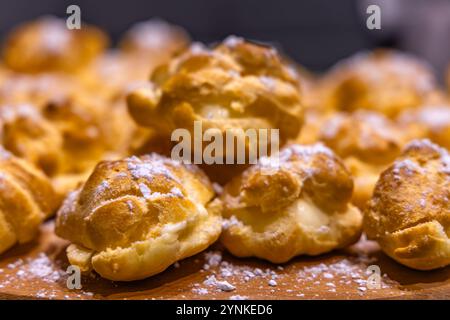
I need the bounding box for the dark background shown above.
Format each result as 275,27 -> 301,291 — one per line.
0,0 -> 449,76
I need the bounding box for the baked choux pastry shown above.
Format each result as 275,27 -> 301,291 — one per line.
119,19 -> 189,59
127,36 -> 304,161
0,73 -> 80,107
79,20 -> 189,103
0,147 -> 58,255
398,104 -> 450,150
296,109 -> 333,144
55,154 -> 222,281
219,144 -> 362,263
0,103 -> 63,176
320,110 -> 406,208
320,50 -> 437,118
364,139 -> 450,270
2,16 -> 108,73
0,72 -> 133,197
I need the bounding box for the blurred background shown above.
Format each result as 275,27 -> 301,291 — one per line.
0,0 -> 449,79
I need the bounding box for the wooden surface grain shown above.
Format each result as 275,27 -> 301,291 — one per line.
0,221 -> 449,300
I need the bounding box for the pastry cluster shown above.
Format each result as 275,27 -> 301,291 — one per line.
1,15 -> 450,281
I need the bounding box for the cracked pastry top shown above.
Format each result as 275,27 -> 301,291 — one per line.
364,139 -> 450,270
0,147 -> 58,255
219,144 -> 362,263
2,16 -> 108,73
127,36 -> 304,159
319,110 -> 406,208
55,154 -> 221,281
320,50 -> 437,118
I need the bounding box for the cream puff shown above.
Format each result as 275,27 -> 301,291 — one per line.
55,154 -> 222,281
219,144 -> 362,263
364,139 -> 450,270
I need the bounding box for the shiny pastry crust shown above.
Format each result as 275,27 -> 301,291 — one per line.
398,104 -> 450,150
320,50 -> 437,117
127,36 -> 304,153
55,154 -> 221,281
0,148 -> 58,254
319,110 -> 405,208
2,16 -> 108,73
364,140 -> 450,270
219,144 -> 362,263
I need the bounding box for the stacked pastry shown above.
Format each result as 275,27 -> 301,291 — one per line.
126,36 -> 304,183
0,17 -> 192,258
0,16 -> 449,283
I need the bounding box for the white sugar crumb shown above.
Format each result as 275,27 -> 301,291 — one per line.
96,180 -> 109,193
222,216 -> 241,229
229,295 -> 249,300
268,279 -> 277,287
138,183 -> 152,199
127,157 -> 177,181
192,287 -> 209,295
170,187 -> 184,198
260,76 -> 276,90
216,280 -> 235,292
173,262 -> 180,268
203,275 -> 235,292
212,183 -> 223,194
203,251 -> 222,270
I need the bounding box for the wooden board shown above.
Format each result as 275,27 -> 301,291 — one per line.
0,221 -> 449,300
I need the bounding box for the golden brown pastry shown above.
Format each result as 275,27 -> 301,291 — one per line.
320,50 -> 437,117
364,139 -> 450,270
320,110 -> 406,208
398,104 -> 450,150
0,147 -> 58,254
79,20 -> 189,103
0,72 -> 80,107
0,72 -> 133,198
127,36 -> 304,163
219,144 -> 362,263
0,103 -> 63,176
296,109 -> 333,144
0,65 -> 10,86
55,154 -> 221,281
119,18 -> 189,59
2,16 -> 108,73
